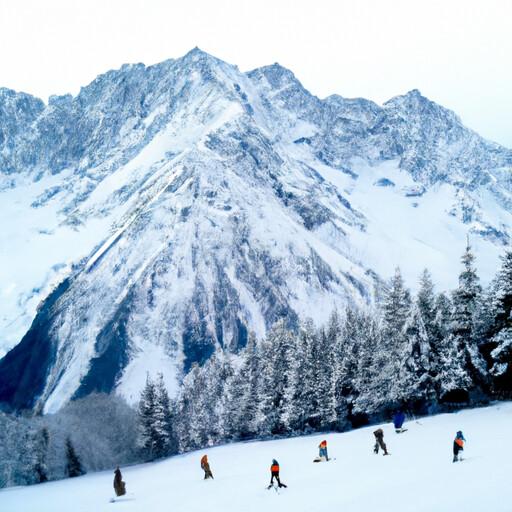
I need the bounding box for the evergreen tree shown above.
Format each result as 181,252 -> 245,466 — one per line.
352,312 -> 382,415
258,320 -> 297,435
283,321 -> 317,432
486,251 -> 512,393
399,303 -> 436,407
138,374 -> 159,459
238,334 -> 263,438
382,267 -> 411,336
223,335 -> 260,440
65,437 -> 85,478
448,241 -> 486,395
417,269 -> 436,339
489,251 -> 512,332
180,363 -> 208,449
437,332 -> 473,399
451,243 -> 481,336
153,373 -> 176,457
433,293 -> 452,343
173,365 -> 200,452
376,267 -> 412,409
33,427 -> 50,484
206,354 -> 234,444
314,313 -> 339,430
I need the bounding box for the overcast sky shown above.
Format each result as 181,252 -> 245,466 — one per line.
0,0 -> 510,146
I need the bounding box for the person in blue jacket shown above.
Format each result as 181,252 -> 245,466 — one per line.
393,410 -> 406,433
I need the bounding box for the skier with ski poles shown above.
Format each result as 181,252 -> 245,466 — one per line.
268,459 -> 287,489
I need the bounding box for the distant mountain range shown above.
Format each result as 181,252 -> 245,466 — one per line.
0,48 -> 511,413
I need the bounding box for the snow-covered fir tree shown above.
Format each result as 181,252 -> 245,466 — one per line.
65,437 -> 85,478
138,374 -> 172,460
153,373 -> 176,457
447,242 -> 486,397
258,320 -> 297,435
33,427 -> 50,484
377,267 -> 412,408
400,303 -> 436,407
417,269 -> 437,340
486,251 -> 512,393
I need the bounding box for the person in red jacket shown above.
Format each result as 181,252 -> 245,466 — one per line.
268,459 -> 287,489
318,440 -> 329,461
200,454 -> 214,479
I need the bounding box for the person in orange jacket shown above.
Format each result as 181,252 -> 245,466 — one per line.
318,440 -> 329,461
268,459 -> 287,489
453,431 -> 466,463
200,454 -> 214,479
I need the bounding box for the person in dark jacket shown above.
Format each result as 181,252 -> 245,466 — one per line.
113,466 -> 126,497
393,411 -> 406,433
373,428 -> 389,455
201,454 -> 214,479
453,431 -> 466,462
268,459 -> 287,488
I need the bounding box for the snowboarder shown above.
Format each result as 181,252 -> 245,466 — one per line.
318,439 -> 329,461
201,454 -> 214,479
453,431 -> 466,462
373,428 -> 389,455
393,410 -> 406,433
268,459 -> 287,489
113,466 -> 126,497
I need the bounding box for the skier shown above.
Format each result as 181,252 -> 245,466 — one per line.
453,431 -> 466,462
200,454 -> 214,479
318,440 -> 329,461
268,459 -> 287,489
393,410 -> 406,433
373,428 -> 389,455
113,466 -> 126,497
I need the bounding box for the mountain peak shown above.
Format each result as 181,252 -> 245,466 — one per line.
405,88 -> 423,97
384,88 -> 432,108
180,47 -> 226,68
248,62 -> 298,84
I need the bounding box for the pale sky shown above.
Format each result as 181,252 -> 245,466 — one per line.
0,0 -> 510,147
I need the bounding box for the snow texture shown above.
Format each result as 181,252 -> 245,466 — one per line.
0,403 -> 510,512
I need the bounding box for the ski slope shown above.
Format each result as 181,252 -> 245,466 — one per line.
1,403 -> 510,512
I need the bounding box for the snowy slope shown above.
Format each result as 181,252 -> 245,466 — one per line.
1,48 -> 512,412
1,403 -> 510,512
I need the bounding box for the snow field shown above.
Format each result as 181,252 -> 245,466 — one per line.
1,403 -> 510,512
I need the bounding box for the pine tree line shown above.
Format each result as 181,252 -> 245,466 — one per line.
3,245 -> 512,487
139,245 -> 512,455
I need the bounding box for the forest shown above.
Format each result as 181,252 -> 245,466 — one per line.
1,244 -> 511,487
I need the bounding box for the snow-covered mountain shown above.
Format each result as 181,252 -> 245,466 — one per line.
1,403 -> 510,512
0,48 -> 511,412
